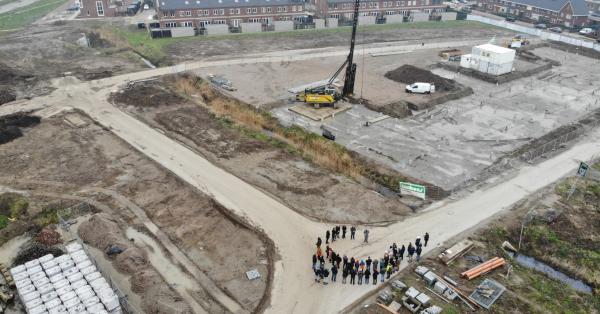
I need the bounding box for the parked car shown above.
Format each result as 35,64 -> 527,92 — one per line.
406,83 -> 435,94
505,16 -> 516,22
143,4 -> 149,9
549,27 -> 562,33
579,28 -> 594,35
534,23 -> 547,29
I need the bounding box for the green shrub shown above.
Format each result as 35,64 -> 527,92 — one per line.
0,215 -> 8,229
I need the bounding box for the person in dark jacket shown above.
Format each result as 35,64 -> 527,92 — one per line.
349,257 -> 355,269
372,269 -> 378,285
407,243 -> 415,262
342,225 -> 347,239
331,264 -> 338,282
416,245 -> 422,262
350,267 -> 357,285
322,267 -> 330,285
366,256 -> 372,271
336,226 -> 341,239
373,259 -> 379,272
357,269 -> 364,285
331,227 -> 336,242
399,244 -> 405,261
380,263 -> 385,282
342,266 -> 349,284
343,255 -> 349,269
326,230 -> 330,244
316,237 -> 322,248
415,236 -> 421,248
350,226 -> 356,239
312,254 -> 317,270
336,255 -> 342,269
364,268 -> 371,284
314,267 -> 321,282
424,232 -> 430,247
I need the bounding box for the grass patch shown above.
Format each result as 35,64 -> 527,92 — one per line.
0,215 -> 8,229
106,20 -> 494,66
0,193 -> 28,219
0,0 -> 68,30
35,204 -> 61,227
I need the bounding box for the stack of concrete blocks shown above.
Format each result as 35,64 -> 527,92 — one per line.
386,15 -> 404,24
240,22 -> 262,33
414,266 -> 429,277
423,271 -> 437,286
273,21 -> 294,32
314,19 -> 326,29
326,18 -> 338,28
358,16 -> 376,25
205,24 -> 229,35
440,12 -> 457,21
411,12 -> 429,22
11,242 -> 121,314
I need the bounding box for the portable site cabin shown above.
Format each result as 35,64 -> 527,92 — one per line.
460,44 -> 516,76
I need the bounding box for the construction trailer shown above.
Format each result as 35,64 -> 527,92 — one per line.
460,44 -> 516,76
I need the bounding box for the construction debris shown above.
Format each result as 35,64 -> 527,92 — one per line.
461,257 -> 506,280
469,279 -> 506,309
438,240 -> 473,265
35,227 -> 62,246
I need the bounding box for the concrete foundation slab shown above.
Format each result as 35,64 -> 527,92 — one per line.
289,103 -> 352,121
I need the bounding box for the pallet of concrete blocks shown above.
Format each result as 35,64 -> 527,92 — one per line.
28,303 -> 47,314
99,288 -> 120,311
422,271 -> 437,286
414,266 -> 430,277
71,250 -> 89,264
38,254 -> 54,264
89,277 -> 109,292
76,259 -> 93,271
402,287 -> 422,313
19,283 -> 36,296
421,305 -> 443,314
37,282 -> 54,295
42,259 -> 57,271
54,254 -> 71,264
71,279 -> 87,290
10,264 -> 26,277
80,265 -> 97,276
44,297 -> 62,312
49,273 -> 64,284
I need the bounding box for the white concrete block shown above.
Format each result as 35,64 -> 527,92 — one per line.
59,260 -> 75,271
25,297 -> 44,309
71,279 -> 87,290
38,254 -> 54,263
80,265 -> 96,276
82,295 -> 99,307
411,12 -> 429,22
386,15 -> 404,24
240,22 -> 262,33
48,304 -> 67,314
10,265 -> 26,276
314,19 -> 325,29
54,254 -> 71,264
42,260 -> 57,271
45,266 -> 61,277
171,27 -> 195,38
205,24 -> 229,35
63,296 -> 80,309
14,271 -> 29,282
358,16 -> 376,25
19,283 -> 36,296
28,304 -> 46,314
76,260 -> 92,270
49,273 -> 64,283
33,276 -> 50,288
55,284 -> 73,295
87,303 -> 105,312
25,259 -> 40,269
65,243 -> 83,253
27,265 -> 43,276
273,20 -> 294,32
67,272 -> 83,283
44,297 -> 62,310
30,271 -> 46,281
100,294 -> 119,311
86,272 -> 102,283
41,291 -> 58,303
37,282 -> 54,295
22,290 -> 41,302
68,303 -> 86,314
326,18 -> 338,27
59,291 -> 77,303
16,277 -> 32,289
75,285 -> 92,296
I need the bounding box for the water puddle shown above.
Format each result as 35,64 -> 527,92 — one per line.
513,254 -> 592,294
0,234 -> 31,265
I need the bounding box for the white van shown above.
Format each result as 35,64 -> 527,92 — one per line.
405,82 -> 435,94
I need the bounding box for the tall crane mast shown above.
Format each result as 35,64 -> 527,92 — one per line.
342,0 -> 360,97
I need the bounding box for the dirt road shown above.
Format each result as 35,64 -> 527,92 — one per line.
6,42 -> 600,313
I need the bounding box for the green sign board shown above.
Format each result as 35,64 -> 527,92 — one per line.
577,162 -> 589,177
399,182 -> 427,200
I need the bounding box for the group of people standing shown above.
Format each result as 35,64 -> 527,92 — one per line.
312,226 -> 429,286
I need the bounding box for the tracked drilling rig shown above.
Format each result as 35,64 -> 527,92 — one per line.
295,0 -> 360,108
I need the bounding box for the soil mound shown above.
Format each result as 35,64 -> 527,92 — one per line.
385,65 -> 457,92
87,32 -> 113,49
0,63 -> 32,85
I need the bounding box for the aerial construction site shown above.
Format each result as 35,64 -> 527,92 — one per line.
1,0 -> 600,313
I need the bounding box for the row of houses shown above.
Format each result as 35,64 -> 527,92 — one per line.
475,0 -> 598,27
79,0 -> 599,29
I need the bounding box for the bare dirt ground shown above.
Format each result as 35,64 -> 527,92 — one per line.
350,169 -> 600,314
111,80 -> 410,224
165,22 -> 513,61
0,111 -> 271,313
0,21 -> 146,104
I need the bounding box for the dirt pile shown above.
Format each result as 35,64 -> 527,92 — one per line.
0,114 -> 41,145
385,65 -> 458,92
87,32 -> 114,49
35,227 -> 62,246
111,83 -> 185,109
13,243 -> 64,266
0,63 -> 32,85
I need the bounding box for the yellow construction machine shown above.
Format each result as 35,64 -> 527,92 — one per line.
295,0 -> 360,109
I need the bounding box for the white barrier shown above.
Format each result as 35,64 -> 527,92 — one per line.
467,14 -> 600,52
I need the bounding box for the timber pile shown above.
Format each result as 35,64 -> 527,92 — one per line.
461,257 -> 506,280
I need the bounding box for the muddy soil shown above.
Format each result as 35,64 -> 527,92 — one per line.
0,112 -> 271,312
79,213 -> 191,313
0,89 -> 16,105
0,21 -> 146,100
164,23 -> 512,62
112,80 -> 411,224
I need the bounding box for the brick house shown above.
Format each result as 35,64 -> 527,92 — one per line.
316,0 -> 445,20
475,0 -> 591,27
79,0 -> 117,17
157,0 -> 308,28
